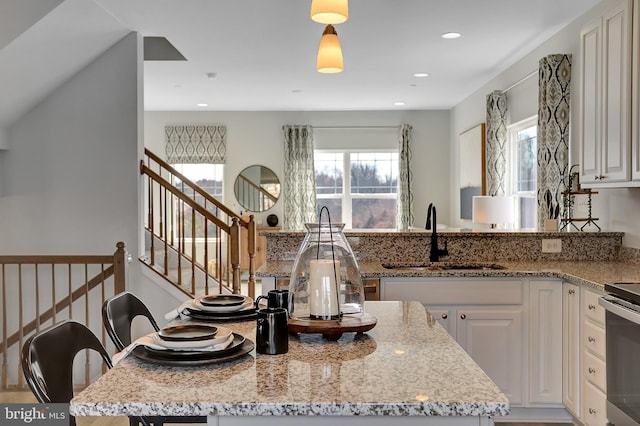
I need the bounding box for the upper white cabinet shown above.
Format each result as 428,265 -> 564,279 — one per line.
580,0 -> 633,187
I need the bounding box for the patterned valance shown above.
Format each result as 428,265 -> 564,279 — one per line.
165,125 -> 226,164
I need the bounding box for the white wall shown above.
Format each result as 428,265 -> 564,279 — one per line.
0,32 -> 143,256
450,0 -> 640,248
145,110 -> 450,229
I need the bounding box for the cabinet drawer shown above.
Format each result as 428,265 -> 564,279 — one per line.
583,289 -> 605,325
583,350 -> 606,392
583,319 -> 606,360
582,381 -> 608,426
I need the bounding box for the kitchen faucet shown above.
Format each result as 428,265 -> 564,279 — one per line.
426,203 -> 448,262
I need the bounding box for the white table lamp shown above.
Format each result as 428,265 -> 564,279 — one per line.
472,196 -> 515,229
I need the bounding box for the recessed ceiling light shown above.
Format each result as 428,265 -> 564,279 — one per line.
394,102 -> 406,106
441,32 -> 461,39
197,103 -> 208,107
413,72 -> 429,78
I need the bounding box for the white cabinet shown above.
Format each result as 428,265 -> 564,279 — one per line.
380,277 -> 528,406
455,307 -> 524,405
633,0 -> 640,181
580,0 -> 633,187
562,282 -> 581,417
529,281 -> 563,406
580,286 -> 608,425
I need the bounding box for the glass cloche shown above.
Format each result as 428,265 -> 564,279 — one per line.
288,220 -> 365,321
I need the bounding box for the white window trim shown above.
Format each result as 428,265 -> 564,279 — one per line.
506,115 -> 537,230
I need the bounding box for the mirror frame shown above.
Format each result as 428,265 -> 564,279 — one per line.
234,165 -> 281,212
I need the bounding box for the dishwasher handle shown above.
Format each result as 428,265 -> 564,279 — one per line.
599,295 -> 640,326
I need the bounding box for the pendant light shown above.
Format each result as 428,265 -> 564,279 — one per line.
310,0 -> 348,24
316,24 -> 343,73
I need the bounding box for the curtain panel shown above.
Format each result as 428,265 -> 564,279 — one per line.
282,125 -> 318,231
537,54 -> 571,230
397,124 -> 414,230
485,90 -> 508,196
165,125 -> 226,163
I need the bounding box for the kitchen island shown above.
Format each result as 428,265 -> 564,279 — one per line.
70,301 -> 509,425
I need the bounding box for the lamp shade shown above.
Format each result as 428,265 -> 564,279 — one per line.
317,25 -> 343,73
311,0 -> 348,24
472,196 -> 515,226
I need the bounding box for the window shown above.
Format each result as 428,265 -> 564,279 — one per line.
171,163 -> 224,238
507,117 -> 537,229
315,151 -> 398,229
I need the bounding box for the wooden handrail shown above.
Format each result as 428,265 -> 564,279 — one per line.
140,149 -> 257,297
1,242 -> 127,390
144,148 -> 244,224
141,162 -> 231,232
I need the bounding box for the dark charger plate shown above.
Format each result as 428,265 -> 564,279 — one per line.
184,306 -> 257,321
199,294 -> 246,307
132,334 -> 254,366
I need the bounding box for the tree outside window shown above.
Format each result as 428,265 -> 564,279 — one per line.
315,151 -> 398,229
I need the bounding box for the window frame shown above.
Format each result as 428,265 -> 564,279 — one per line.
314,149 -> 398,230
506,115 -> 538,230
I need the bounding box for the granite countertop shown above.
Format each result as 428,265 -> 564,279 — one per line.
258,259 -> 640,291
69,301 -> 509,418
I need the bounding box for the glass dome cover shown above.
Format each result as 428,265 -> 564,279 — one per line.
288,217 -> 365,321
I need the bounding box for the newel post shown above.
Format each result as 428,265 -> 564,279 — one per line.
113,241 -> 127,294
230,218 -> 241,294
247,215 -> 257,299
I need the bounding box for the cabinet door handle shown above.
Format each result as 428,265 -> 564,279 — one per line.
568,289 -> 575,295
589,408 -> 597,415
588,367 -> 596,374
441,314 -> 448,319
588,304 -> 596,310
460,314 -> 466,320
588,336 -> 596,343
594,175 -> 600,180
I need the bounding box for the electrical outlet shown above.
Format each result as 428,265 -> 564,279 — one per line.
542,239 -> 562,253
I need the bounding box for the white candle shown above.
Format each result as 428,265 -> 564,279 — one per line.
309,259 -> 340,319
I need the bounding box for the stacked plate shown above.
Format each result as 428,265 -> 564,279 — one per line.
132,324 -> 254,366
184,294 -> 257,321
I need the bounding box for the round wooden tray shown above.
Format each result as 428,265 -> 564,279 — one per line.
287,313 -> 377,341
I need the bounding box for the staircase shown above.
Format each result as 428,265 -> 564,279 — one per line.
140,149 -> 258,299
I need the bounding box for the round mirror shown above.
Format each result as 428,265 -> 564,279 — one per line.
234,165 -> 281,212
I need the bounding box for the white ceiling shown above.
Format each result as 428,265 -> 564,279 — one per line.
1,0 -> 602,127
95,0 -> 600,111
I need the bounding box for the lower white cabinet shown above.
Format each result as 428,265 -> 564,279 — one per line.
454,307 -> 524,405
380,277 -> 563,408
580,286 -> 608,425
529,281 -> 563,406
562,282 -> 581,417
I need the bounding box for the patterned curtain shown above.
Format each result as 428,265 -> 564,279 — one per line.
282,125 -> 318,230
537,54 -> 571,230
165,125 -> 226,163
485,90 -> 508,196
396,124 -> 414,230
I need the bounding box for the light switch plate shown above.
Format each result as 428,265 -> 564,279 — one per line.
542,239 -> 562,253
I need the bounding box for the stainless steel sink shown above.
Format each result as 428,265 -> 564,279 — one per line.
381,261 -> 506,271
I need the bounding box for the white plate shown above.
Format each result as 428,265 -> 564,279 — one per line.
193,295 -> 253,313
152,326 -> 233,349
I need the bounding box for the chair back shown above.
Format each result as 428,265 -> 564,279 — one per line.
21,320 -> 113,426
102,291 -> 160,351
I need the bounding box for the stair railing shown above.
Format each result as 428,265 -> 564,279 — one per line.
141,149 -> 257,298
0,242 -> 127,390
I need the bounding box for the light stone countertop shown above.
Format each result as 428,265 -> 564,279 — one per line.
69,301 -> 509,418
258,260 -> 640,291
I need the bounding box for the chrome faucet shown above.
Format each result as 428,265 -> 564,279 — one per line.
426,203 -> 448,262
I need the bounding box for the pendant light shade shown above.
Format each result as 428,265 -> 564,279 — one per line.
316,25 -> 343,73
310,0 -> 348,24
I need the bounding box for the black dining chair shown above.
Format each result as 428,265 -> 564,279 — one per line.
21,319 -> 150,426
102,291 -> 206,425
